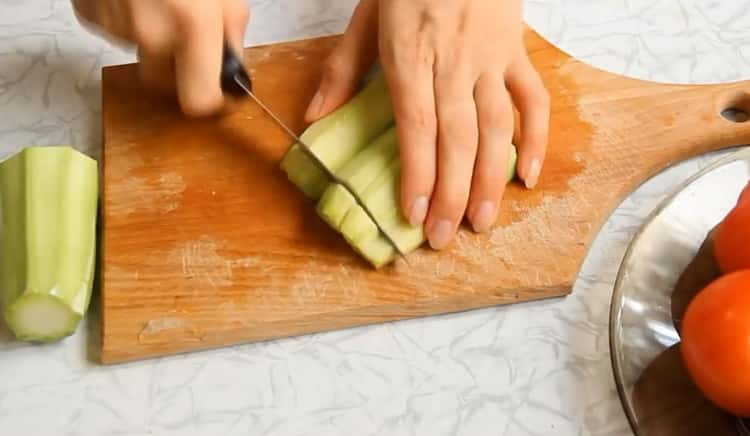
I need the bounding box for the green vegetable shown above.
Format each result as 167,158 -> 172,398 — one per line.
352,159 -> 424,253
280,73 -> 519,268
280,73 -> 395,199
316,127 -> 399,229
317,183 -> 356,229
0,146 -> 99,342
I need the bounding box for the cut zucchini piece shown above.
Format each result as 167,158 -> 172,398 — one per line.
507,144 -> 517,182
280,73 -> 394,199
315,127 -> 399,229
0,146 -> 98,342
332,144 -> 518,266
357,160 -> 424,253
279,144 -> 328,199
351,235 -> 396,268
337,127 -> 399,188
317,183 -> 355,229
340,205 -> 379,246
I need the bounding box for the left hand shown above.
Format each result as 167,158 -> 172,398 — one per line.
304,0 -> 550,250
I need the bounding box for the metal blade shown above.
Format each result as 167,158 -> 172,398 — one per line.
234,75 -> 409,262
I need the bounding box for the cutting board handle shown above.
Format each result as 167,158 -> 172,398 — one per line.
682,82 -> 750,150
613,79 -> 750,179
713,87 -> 750,124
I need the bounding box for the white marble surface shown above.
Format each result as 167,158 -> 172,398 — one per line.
0,1 -> 748,435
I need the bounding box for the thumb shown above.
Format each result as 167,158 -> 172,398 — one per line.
304,0 -> 379,122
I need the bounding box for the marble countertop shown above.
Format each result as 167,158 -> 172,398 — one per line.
1,1 -> 748,435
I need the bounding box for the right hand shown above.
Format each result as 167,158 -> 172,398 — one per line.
72,0 -> 250,116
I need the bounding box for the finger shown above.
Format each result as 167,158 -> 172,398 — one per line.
377,3 -> 437,225
129,1 -> 175,55
382,61 -> 437,227
304,0 -> 379,122
71,0 -> 103,29
131,2 -> 178,95
467,74 -> 514,233
425,72 -> 480,249
222,0 -> 250,57
100,1 -> 133,42
171,2 -> 225,116
506,54 -> 550,189
72,0 -> 133,44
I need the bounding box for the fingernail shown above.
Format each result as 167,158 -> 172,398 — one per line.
408,196 -> 429,226
428,219 -> 453,250
305,90 -> 324,120
471,201 -> 496,233
525,158 -> 541,189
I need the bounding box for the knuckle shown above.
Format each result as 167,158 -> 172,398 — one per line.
440,111 -> 478,152
446,134 -> 478,154
480,103 -> 512,131
401,168 -> 435,198
438,96 -> 474,119
397,104 -> 437,135
434,70 -> 463,95
493,128 -> 515,143
232,0 -> 251,19
72,0 -> 97,22
434,191 -> 470,221
168,1 -> 201,29
132,25 -> 161,53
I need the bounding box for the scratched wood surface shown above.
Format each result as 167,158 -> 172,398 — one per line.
100,26 -> 750,363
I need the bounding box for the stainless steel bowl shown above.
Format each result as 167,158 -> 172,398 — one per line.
609,147 -> 750,435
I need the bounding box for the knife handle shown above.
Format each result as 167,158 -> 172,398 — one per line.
220,42 -> 252,96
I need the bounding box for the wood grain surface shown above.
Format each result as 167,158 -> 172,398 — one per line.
100,26 -> 750,363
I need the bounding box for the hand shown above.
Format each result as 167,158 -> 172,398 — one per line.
305,0 -> 550,249
72,0 -> 250,116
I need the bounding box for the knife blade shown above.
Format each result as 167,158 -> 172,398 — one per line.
220,44 -> 409,262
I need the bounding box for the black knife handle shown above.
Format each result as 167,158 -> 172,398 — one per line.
221,42 -> 252,95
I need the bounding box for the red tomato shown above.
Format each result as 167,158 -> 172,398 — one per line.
680,270 -> 750,417
714,184 -> 750,273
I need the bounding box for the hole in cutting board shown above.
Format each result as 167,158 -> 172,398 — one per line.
721,108 -> 750,123
719,92 -> 750,123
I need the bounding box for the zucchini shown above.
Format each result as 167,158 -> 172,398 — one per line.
280,72 -> 519,268
316,127 -> 399,229
280,73 -> 394,199
320,144 -> 517,267
0,146 -> 98,342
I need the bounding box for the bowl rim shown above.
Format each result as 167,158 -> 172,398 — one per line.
608,146 -> 750,436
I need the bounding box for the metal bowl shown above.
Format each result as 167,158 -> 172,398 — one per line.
609,147 -> 750,435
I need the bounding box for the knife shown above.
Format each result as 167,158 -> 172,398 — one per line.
220,44 -> 409,261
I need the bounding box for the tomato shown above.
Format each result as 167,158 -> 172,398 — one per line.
714,183 -> 750,273
680,270 -> 750,417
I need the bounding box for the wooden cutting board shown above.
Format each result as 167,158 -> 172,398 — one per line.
100,26 -> 750,364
